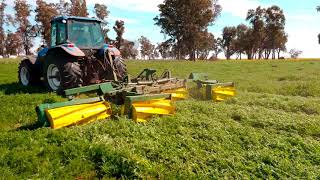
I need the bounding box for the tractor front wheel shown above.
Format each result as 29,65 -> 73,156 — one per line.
44,58 -> 82,92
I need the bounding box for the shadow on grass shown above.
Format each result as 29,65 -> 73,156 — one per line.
17,121 -> 43,131
0,83 -> 47,95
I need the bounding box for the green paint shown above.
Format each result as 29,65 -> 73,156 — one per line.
64,82 -> 115,96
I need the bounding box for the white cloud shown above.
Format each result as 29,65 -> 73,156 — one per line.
219,0 -> 260,18
286,28 -> 319,58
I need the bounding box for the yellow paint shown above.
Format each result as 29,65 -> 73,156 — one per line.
46,101 -> 112,129
163,88 -> 188,101
132,98 -> 175,122
212,86 -> 236,102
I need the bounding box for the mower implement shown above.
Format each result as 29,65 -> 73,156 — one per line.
36,97 -> 112,129
46,101 -> 112,129
208,84 -> 236,102
36,70 -> 186,128
163,87 -> 188,101
35,70 -> 236,129
122,94 -> 175,123
189,73 -> 236,101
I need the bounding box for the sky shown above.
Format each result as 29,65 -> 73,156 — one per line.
4,0 -> 320,58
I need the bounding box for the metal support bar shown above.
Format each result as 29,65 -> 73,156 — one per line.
206,85 -> 213,100
108,52 -> 118,81
126,94 -> 171,103
136,69 -> 157,81
65,82 -> 115,96
188,73 -> 209,81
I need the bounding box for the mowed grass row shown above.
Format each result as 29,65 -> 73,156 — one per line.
0,59 -> 320,178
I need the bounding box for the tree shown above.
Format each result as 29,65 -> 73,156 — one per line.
5,31 -> 22,56
232,24 -> 256,60
56,0 -> 70,15
154,0 -> 221,60
264,6 -> 286,59
14,0 -> 33,55
70,0 -> 88,17
221,26 -> 237,60
274,30 -> 287,59
151,47 -> 159,60
209,37 -> 222,59
246,6 -> 267,59
233,24 -> 247,59
121,40 -> 138,59
35,0 -> 59,45
94,3 -> 110,42
245,5 -> 287,60
196,31 -> 215,59
317,6 -> 320,44
157,41 -> 172,59
289,49 -> 302,59
113,20 -> 125,49
138,36 -> 154,60
0,0 -> 6,57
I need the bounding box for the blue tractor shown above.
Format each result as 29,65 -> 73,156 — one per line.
18,16 -> 127,92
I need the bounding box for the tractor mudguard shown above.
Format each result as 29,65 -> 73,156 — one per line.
23,56 -> 43,71
52,44 -> 85,57
98,44 -> 121,57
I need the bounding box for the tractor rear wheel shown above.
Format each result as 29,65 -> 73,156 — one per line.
18,59 -> 40,86
44,54 -> 82,92
113,57 -> 127,81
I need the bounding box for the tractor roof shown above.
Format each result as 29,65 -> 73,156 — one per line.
51,16 -> 102,23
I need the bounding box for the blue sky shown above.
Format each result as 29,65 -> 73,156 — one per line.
4,0 -> 320,57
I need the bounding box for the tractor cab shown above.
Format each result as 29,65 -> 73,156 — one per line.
50,16 -> 105,49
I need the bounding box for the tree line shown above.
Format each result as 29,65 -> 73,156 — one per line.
0,0 -> 134,58
220,6 -> 287,60
0,0 -> 291,60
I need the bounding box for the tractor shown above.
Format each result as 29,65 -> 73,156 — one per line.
18,16 -> 127,93
17,16 -> 236,129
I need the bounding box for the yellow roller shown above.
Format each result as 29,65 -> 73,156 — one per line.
163,88 -> 188,101
131,98 -> 175,123
212,86 -> 236,102
46,101 -> 112,129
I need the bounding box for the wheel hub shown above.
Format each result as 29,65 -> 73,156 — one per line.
20,67 -> 30,86
47,64 -> 61,91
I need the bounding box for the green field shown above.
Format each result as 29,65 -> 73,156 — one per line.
1,59 -> 320,178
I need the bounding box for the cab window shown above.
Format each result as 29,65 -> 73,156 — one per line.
50,23 -> 57,47
57,22 -> 67,45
